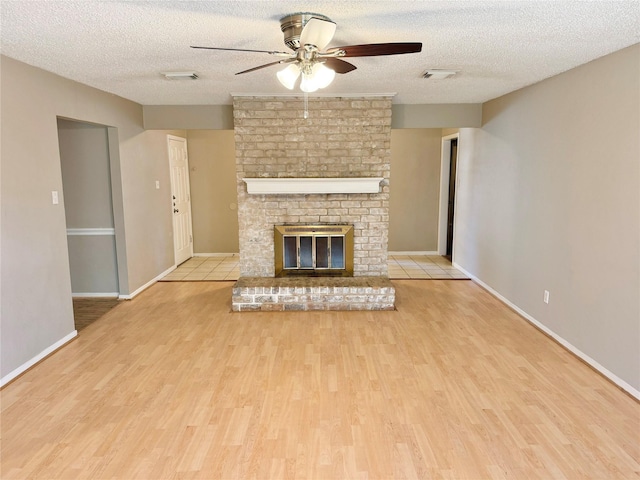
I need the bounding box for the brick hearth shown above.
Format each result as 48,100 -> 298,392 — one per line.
232,277 -> 395,312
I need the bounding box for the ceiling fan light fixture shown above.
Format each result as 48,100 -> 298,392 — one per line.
192,12 -> 422,95
300,72 -> 319,93
277,63 -> 301,89
311,62 -> 335,89
299,62 -> 335,93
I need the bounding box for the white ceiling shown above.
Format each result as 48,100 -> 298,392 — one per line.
1,1 -> 638,106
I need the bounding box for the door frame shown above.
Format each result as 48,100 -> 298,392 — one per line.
56,117 -> 130,298
107,127 -> 130,296
437,133 -> 460,258
167,134 -> 194,265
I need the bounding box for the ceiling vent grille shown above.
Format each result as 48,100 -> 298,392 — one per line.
422,70 -> 457,79
163,71 -> 199,80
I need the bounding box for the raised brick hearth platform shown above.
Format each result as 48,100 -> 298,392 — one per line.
232,276 -> 395,312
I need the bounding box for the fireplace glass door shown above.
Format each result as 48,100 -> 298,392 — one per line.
282,235 -> 344,271
315,236 -> 329,268
331,237 -> 345,268
275,225 -> 353,277
283,237 -> 298,269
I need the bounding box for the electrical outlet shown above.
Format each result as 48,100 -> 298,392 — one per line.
51,191 -> 59,205
543,290 -> 550,304
155,180 -> 160,189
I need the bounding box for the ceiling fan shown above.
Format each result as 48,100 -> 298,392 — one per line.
191,12 -> 422,93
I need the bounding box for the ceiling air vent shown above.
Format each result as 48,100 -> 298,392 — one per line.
163,71 -> 199,80
422,70 -> 457,79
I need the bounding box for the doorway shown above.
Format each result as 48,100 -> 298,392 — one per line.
445,138 -> 458,259
167,135 -> 194,265
58,119 -> 119,297
438,134 -> 460,259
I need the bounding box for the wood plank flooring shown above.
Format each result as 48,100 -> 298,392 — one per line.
1,280 -> 638,479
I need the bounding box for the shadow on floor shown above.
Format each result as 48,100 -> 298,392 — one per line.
72,297 -> 120,331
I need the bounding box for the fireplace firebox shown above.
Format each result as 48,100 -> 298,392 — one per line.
274,225 -> 354,277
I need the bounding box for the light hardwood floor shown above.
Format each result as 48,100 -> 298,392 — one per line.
2,281 -> 638,479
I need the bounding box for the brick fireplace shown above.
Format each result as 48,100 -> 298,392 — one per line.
231,95 -> 395,311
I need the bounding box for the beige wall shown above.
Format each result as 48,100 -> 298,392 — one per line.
184,128 -> 444,256
143,104 -> 481,130
186,130 -> 239,253
144,105 -> 234,130
389,129 -> 443,252
454,44 -> 640,393
58,120 -> 114,228
391,104 -> 481,128
1,56 -> 179,381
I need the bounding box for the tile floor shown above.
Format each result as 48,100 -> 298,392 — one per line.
388,254 -> 468,279
161,254 -> 467,281
160,255 -> 241,281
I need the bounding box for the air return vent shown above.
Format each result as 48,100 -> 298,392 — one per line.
162,71 -> 199,80
422,70 -> 457,79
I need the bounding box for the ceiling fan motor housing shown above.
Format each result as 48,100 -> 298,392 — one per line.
280,12 -> 333,50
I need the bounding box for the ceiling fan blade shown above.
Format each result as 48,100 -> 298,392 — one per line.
324,57 -> 357,74
300,17 -> 336,50
235,58 -> 296,75
191,46 -> 290,56
326,42 -> 422,57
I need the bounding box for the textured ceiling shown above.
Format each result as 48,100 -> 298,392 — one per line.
1,1 -> 638,105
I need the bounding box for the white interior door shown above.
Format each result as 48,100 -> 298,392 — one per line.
167,135 -> 193,265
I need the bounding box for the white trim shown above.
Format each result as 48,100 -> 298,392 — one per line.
119,265 -> 176,300
231,92 -> 396,98
388,251 -> 439,256
0,330 -> 77,387
438,133 -> 459,256
453,263 -> 640,401
193,253 -> 239,258
72,292 -> 119,298
167,134 -> 194,265
243,177 -> 384,195
66,228 -> 115,236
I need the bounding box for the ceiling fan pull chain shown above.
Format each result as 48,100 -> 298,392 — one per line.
303,92 -> 309,119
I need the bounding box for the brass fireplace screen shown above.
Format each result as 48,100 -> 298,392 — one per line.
274,225 -> 354,277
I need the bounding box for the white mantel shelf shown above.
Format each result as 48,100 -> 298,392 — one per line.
243,177 -> 384,195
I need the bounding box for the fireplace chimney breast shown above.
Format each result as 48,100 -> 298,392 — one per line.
234,95 -> 392,278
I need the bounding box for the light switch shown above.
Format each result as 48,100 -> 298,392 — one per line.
155,181 -> 160,189
52,191 -> 59,205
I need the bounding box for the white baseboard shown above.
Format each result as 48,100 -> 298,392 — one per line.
72,292 -> 119,298
1,330 -> 78,387
388,251 -> 439,256
193,253 -> 239,257
66,228 -> 115,236
453,262 -> 640,400
119,265 -> 176,300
